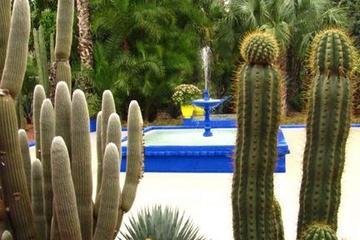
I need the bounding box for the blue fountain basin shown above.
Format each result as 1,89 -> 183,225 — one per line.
192,98 -> 223,108
121,126 -> 289,173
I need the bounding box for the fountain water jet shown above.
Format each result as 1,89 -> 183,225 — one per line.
192,46 -> 223,137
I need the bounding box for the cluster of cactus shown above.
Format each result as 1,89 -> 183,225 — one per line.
296,29 -> 356,239
232,28 -> 356,240
232,30 -> 284,240
0,0 -> 144,239
31,83 -> 144,240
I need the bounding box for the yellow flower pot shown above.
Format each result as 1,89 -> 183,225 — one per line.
193,106 -> 205,116
180,105 -> 194,119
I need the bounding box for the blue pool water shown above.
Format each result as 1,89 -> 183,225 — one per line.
121,126 -> 289,173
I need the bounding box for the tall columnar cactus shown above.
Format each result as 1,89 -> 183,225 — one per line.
301,224 -> 338,240
93,144 -> 120,240
40,99 -> 55,238
297,29 -> 355,239
51,137 -> 82,240
232,30 -> 283,240
0,0 -> 29,99
0,0 -> 11,80
33,85 -> 46,159
97,90 -> 115,195
33,26 -> 49,94
71,90 -> 92,239
50,0 -> 74,98
54,82 -> 72,155
31,159 -> 46,240
121,101 -> 144,213
18,129 -> 31,197
0,0 -> 37,239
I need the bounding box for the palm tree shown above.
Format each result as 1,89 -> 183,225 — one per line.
76,0 -> 94,92
214,0 -> 349,111
91,0 -> 210,120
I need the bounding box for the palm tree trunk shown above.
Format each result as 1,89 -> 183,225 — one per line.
76,0 -> 93,92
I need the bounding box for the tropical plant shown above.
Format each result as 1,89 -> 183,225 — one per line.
213,0 -> 349,112
91,0 -> 218,120
171,84 -> 202,105
120,205 -> 207,240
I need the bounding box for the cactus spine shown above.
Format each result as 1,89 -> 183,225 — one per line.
71,90 -> 93,239
297,29 -> 355,238
301,224 -> 338,240
51,137 -> 82,240
232,31 -> 282,240
31,159 -> 46,240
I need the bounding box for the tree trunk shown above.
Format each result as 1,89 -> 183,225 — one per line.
76,0 -> 94,92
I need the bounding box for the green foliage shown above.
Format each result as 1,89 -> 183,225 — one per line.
91,0 -> 219,120
120,205 -> 207,240
214,0 -> 349,112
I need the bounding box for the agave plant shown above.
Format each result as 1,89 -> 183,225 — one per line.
120,205 -> 207,240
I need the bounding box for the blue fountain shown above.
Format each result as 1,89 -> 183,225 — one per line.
192,46 -> 224,137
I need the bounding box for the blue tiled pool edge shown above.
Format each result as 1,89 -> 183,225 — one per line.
121,125 -> 290,173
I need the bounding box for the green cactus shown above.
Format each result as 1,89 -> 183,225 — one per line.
33,85 -> 46,159
40,99 -> 55,238
273,199 -> 284,240
0,92 -> 37,239
33,26 -> 49,94
18,129 -> 31,197
240,30 -> 279,65
51,136 -> 82,240
51,0 -> 74,93
106,113 -> 122,151
50,33 -> 55,63
96,111 -> 102,195
0,0 -> 11,80
0,0 -> 36,238
232,31 -> 282,240
309,29 -> 354,76
31,159 -> 46,240
71,90 -> 93,239
301,224 -> 338,240
121,101 -> 143,213
0,0 -> 30,99
54,81 -> 72,156
297,29 -> 354,239
93,143 -> 120,240
98,91 -> 115,195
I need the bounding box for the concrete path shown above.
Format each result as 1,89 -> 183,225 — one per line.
30,128 -> 360,240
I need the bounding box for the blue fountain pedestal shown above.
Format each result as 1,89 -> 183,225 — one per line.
192,90 -> 223,137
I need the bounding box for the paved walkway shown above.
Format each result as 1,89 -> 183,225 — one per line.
116,128 -> 360,240
30,128 -> 360,239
